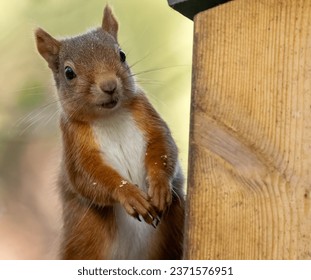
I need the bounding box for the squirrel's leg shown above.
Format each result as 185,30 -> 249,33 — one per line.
148,186 -> 185,260
60,195 -> 116,260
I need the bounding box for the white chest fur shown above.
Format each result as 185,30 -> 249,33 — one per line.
92,111 -> 154,259
92,111 -> 147,188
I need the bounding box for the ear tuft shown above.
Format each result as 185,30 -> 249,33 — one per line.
102,4 -> 119,41
35,28 -> 61,71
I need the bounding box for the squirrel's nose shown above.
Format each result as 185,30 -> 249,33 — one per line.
99,78 -> 117,95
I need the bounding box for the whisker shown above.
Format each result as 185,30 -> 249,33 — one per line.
14,100 -> 58,133
16,109 -> 57,136
127,53 -> 151,71
13,92 -> 88,135
123,84 -> 168,109
146,92 -> 169,109
44,108 -> 60,127
136,79 -> 164,86
128,64 -> 190,78
9,85 -> 50,94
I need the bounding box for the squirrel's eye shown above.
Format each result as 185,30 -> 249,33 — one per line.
119,50 -> 126,63
64,66 -> 76,80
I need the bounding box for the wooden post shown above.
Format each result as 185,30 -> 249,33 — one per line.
171,0 -> 311,259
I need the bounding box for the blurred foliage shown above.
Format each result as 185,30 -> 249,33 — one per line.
0,0 -> 193,259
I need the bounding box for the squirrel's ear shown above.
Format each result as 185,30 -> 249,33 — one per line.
35,28 -> 61,71
102,5 -> 119,41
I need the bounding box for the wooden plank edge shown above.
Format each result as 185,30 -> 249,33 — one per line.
167,0 -> 232,20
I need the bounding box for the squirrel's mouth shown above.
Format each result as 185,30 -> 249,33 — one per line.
97,99 -> 118,109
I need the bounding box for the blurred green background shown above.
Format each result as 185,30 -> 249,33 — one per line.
0,0 -> 192,259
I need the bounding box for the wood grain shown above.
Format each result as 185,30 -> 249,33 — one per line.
185,0 -> 311,259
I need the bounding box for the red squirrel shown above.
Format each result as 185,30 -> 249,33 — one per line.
34,5 -> 185,260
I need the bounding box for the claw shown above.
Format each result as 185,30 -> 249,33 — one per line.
151,217 -> 160,228
132,208 -> 142,222
148,212 -> 154,221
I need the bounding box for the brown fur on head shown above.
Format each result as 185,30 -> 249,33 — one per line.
35,5 -> 135,122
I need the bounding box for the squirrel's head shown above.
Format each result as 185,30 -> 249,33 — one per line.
35,5 -> 135,121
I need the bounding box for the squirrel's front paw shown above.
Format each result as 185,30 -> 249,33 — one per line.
148,175 -> 172,215
115,181 -> 158,226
